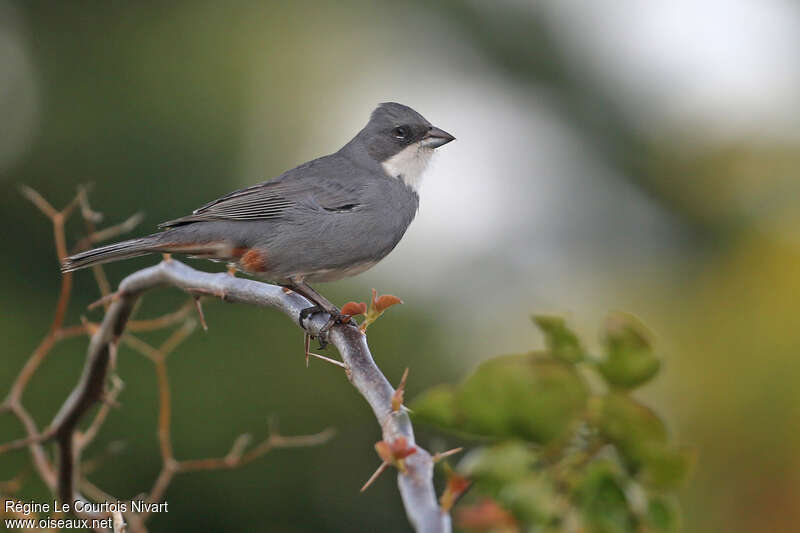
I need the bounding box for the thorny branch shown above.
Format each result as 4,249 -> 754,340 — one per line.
1,188 -> 334,533
59,258 -> 450,532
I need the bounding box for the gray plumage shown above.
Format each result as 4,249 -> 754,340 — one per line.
62,103 -> 455,286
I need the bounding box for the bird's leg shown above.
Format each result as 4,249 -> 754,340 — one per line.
291,281 -> 339,316
288,280 -> 350,345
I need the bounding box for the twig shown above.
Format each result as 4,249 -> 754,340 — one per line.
78,375 -> 125,448
1,186 -> 89,494
112,509 -> 126,533
192,297 -> 208,331
127,301 -> 194,331
71,212 -> 145,253
0,430 -> 55,455
176,427 -> 335,472
18,184 -> 59,219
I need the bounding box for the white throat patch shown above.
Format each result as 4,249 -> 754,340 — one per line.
381,142 -> 433,193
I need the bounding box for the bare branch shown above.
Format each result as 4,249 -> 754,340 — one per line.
78,375 -> 125,448
0,429 -> 54,455
19,184 -> 58,218
127,301 -> 194,332
176,427 -> 335,472
71,212 -> 145,253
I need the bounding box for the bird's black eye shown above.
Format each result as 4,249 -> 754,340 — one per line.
392,126 -> 409,140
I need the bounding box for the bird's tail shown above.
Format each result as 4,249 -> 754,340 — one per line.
61,235 -> 165,273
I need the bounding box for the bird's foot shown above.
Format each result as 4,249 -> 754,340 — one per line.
298,305 -> 350,349
299,305 -> 324,322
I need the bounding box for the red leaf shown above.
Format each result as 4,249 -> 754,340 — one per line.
374,437 -> 418,465
455,499 -> 517,530
440,470 -> 471,512
374,440 -> 393,464
374,294 -> 403,312
341,301 -> 367,316
389,436 -> 418,460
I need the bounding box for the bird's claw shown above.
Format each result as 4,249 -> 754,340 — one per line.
298,306 -> 350,349
299,305 -> 323,322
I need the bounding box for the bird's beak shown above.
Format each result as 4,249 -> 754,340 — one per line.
422,126 -> 455,148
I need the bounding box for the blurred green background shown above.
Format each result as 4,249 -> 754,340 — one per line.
2,1 -> 799,531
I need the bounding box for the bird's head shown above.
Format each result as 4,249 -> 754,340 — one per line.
351,102 -> 455,193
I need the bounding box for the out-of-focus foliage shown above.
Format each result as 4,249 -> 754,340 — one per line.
413,316 -> 690,532
415,354 -> 588,444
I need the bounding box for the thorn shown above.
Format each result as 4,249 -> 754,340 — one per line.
433,447 -> 464,463
88,291 -> 119,310
162,253 -> 172,262
391,368 -> 409,412
307,352 -> 347,368
192,296 -> 208,331
110,374 -> 125,391
303,332 -> 346,368
360,462 -> 389,492
100,390 -> 121,409
80,315 -> 99,335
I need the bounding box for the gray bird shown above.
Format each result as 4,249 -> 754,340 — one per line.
62,102 -> 455,333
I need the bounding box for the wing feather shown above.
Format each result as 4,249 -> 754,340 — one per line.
159,172 -> 364,228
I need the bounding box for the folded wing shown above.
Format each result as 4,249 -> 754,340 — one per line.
159,175 -> 363,228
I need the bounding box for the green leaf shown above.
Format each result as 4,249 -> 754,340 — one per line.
457,354 -> 589,443
640,445 -> 694,489
646,496 -> 680,532
457,441 -> 539,492
533,315 -> 585,363
588,393 -> 668,471
597,312 -> 660,389
409,384 -> 458,428
498,474 -> 560,526
574,461 -> 636,533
